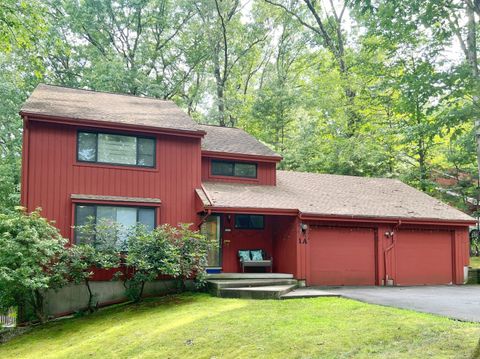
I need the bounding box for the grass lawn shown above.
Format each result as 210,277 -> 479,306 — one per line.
1,293 -> 480,359
471,256 -> 480,269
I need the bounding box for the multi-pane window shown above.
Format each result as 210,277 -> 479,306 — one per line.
234,214 -> 264,230
74,204 -> 156,244
77,132 -> 155,167
211,160 -> 257,178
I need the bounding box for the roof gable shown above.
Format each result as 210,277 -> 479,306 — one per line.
198,124 -> 281,160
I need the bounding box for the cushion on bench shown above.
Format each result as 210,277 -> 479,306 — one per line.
250,250 -> 263,261
238,250 -> 251,262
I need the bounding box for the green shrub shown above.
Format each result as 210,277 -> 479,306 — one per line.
69,219 -> 123,311
0,207 -> 69,323
124,224 -> 179,302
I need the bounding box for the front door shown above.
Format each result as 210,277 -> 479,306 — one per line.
201,215 -> 222,268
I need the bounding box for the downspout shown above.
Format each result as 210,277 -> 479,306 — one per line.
197,208 -> 212,229
383,219 -> 401,285
197,185 -> 213,229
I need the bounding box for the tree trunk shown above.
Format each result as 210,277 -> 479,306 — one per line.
214,65 -> 226,126
32,289 -> 46,324
463,2 -> 480,194
85,279 -> 96,312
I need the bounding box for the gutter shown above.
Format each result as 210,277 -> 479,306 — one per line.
200,184 -> 214,206
201,150 -> 282,163
298,213 -> 475,227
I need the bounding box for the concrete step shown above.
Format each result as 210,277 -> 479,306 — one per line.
207,279 -> 298,296
219,284 -> 297,299
206,273 -> 294,280
280,288 -> 341,299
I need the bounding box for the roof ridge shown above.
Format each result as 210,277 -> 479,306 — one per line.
37,83 -> 174,103
197,123 -> 243,130
277,170 -> 399,182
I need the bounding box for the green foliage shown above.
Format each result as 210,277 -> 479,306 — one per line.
67,219 -> 123,312
170,223 -> 216,289
0,208 -> 69,323
124,223 -> 215,301
124,224 -> 179,302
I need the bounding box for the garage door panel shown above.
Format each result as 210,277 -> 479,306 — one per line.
309,227 -> 375,286
396,230 -> 452,286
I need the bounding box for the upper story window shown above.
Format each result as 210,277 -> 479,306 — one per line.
211,160 -> 257,178
77,131 -> 155,167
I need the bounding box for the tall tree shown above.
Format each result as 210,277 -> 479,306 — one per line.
264,0 -> 360,135
195,0 -> 268,126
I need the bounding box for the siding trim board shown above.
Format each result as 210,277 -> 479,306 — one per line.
22,113 -> 206,139
202,150 -> 281,163
71,194 -> 162,204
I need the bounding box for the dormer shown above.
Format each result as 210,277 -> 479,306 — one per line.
198,125 -> 282,185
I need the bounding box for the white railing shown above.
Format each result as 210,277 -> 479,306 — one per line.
0,308 -> 16,328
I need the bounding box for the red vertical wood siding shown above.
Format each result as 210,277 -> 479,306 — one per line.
23,121 -> 202,241
271,216 -> 298,276
220,214 -> 273,272
201,157 -> 276,185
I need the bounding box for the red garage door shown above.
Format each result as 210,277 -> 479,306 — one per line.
396,229 -> 453,285
309,227 -> 376,285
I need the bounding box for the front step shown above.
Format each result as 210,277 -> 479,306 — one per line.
220,284 -> 298,299
208,279 -> 298,297
206,273 -> 294,280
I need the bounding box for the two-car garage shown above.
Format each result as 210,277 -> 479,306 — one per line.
307,225 -> 455,286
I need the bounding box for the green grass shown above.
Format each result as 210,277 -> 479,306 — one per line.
1,293 -> 480,359
471,256 -> 480,269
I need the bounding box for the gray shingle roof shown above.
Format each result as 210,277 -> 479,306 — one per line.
21,84 -> 201,133
198,124 -> 281,159
199,170 -> 474,223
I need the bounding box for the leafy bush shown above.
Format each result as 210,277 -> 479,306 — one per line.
124,224 -> 179,302
124,223 -> 216,301
170,223 -> 217,290
69,219 -> 123,311
0,208 -> 69,323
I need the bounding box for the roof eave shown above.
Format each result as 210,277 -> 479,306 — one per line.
197,203 -> 475,226
20,111 -> 206,138
299,212 -> 476,226
200,205 -> 298,216
201,150 -> 282,163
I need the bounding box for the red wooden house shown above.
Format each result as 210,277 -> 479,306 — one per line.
21,84 -> 475,288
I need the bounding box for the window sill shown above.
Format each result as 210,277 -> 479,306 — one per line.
208,174 -> 259,182
74,162 -> 159,173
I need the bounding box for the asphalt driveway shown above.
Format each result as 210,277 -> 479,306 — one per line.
321,285 -> 480,322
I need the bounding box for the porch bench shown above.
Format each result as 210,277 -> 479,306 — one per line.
238,249 -> 273,273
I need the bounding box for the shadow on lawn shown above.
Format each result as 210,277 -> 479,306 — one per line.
471,338 -> 480,359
